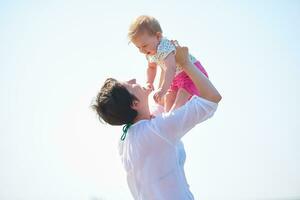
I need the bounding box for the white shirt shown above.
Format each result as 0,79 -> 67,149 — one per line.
118,96 -> 218,200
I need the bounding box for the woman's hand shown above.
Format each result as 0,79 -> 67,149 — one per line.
175,48 -> 190,68
171,40 -> 191,68
172,40 -> 222,103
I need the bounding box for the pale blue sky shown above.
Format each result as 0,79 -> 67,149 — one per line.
0,1 -> 299,200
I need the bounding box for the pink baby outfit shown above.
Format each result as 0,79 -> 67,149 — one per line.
146,37 -> 208,96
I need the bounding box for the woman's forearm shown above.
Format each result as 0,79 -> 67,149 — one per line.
184,62 -> 221,103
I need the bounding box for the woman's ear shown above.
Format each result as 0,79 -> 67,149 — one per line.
131,100 -> 139,110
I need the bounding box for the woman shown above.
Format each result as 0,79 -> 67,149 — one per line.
92,44 -> 222,200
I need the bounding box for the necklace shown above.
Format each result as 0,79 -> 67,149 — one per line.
120,123 -> 132,141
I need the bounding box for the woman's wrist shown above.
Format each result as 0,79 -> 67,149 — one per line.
181,60 -> 194,73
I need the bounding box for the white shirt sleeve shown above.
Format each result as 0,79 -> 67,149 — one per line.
152,95 -> 218,144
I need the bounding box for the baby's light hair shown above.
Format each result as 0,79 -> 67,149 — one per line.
128,15 -> 162,41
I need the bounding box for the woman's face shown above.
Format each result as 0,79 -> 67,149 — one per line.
122,79 -> 151,106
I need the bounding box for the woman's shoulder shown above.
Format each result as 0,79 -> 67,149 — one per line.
129,116 -> 168,138
129,119 -> 153,137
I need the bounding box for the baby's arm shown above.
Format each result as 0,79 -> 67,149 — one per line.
158,68 -> 165,89
153,53 -> 176,102
146,62 -> 157,91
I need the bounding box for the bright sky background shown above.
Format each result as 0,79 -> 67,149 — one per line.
1,0 -> 300,200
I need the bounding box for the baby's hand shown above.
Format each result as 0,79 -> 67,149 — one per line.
153,88 -> 166,103
146,82 -> 154,92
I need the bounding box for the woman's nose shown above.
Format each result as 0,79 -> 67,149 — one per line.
127,79 -> 136,84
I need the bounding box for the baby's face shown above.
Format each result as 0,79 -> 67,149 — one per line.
132,32 -> 161,55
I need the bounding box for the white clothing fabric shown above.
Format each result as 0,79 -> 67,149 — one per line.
118,95 -> 218,200
146,37 -> 197,74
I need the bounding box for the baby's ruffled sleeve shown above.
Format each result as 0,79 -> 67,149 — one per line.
156,38 -> 176,61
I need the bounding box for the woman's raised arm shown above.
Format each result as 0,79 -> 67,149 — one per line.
175,45 -> 222,103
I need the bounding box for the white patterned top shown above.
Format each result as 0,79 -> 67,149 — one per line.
146,37 -> 197,74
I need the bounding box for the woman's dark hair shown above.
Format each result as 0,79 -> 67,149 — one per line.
91,78 -> 138,125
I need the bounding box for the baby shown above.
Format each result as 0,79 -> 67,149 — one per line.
128,15 -> 208,112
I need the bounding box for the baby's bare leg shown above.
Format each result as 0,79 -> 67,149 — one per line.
169,88 -> 191,112
164,91 -> 177,112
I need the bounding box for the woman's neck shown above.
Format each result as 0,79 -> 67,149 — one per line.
133,107 -> 151,123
